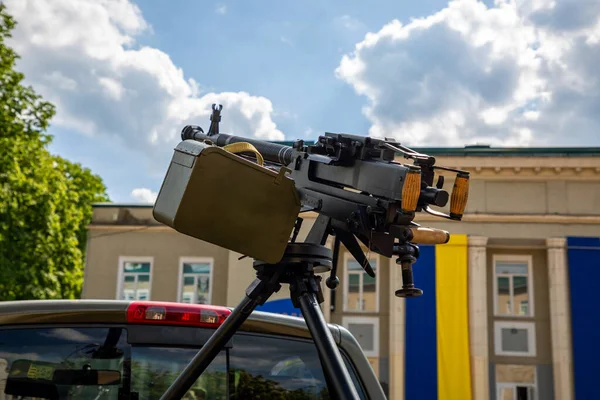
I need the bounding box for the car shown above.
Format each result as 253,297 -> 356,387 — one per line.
0,299 -> 387,400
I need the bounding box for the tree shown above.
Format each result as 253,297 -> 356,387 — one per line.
0,4 -> 109,300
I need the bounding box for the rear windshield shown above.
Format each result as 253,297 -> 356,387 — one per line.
0,326 -> 365,399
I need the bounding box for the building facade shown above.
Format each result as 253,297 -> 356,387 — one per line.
82,145 -> 600,400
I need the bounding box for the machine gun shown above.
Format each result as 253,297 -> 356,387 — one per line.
153,104 -> 470,399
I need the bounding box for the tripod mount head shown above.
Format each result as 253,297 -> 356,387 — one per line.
153,104 -> 470,298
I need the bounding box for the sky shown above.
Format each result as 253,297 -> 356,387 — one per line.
3,0 -> 600,203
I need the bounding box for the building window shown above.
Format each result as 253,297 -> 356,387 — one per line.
497,384 -> 535,400
343,254 -> 379,312
493,255 -> 534,317
117,257 -> 153,301
494,321 -> 536,357
496,364 -> 537,400
342,316 -> 379,358
178,258 -> 214,304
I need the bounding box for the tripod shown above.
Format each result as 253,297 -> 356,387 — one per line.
160,216 -> 423,400
160,238 -> 362,399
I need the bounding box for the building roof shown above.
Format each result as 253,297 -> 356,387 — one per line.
274,142 -> 600,157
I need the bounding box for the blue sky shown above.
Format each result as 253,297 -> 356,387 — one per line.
4,0 -> 600,202
133,0 -> 459,135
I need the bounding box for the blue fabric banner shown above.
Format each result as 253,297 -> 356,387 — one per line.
404,244 -> 438,400
255,298 -> 302,317
567,236 -> 600,400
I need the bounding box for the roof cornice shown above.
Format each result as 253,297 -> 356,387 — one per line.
272,141 -> 600,157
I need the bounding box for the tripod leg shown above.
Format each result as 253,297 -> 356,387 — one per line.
294,278 -> 361,400
160,271 -> 282,400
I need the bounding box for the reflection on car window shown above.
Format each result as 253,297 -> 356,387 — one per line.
131,346 -> 227,400
0,327 -> 127,399
130,334 -> 335,399
229,334 -> 330,399
229,334 -> 366,400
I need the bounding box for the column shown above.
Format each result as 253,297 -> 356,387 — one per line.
468,236 -> 489,400
546,238 -> 574,400
388,257 -> 405,400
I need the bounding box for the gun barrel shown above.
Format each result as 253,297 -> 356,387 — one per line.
181,126 -> 294,166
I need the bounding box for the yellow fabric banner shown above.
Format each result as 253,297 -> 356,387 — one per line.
435,234 -> 472,400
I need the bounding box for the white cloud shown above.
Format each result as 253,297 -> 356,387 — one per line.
130,188 -> 158,203
336,0 -> 600,146
215,3 -> 227,15
40,328 -> 94,342
334,15 -> 364,31
3,0 -> 284,158
280,36 -> 293,45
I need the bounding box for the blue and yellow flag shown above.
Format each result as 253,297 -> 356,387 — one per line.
405,234 -> 471,400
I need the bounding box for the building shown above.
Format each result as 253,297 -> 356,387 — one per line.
82,144 -> 600,400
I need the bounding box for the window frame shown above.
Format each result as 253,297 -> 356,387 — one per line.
496,383 -> 537,400
496,366 -> 538,400
123,289 -> 149,301
116,256 -> 154,301
135,288 -> 150,301
342,252 -> 380,313
494,321 -> 537,357
492,254 -> 535,318
342,316 -> 380,358
177,257 -> 215,305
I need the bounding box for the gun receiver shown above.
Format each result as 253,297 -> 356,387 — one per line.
154,104 -> 470,295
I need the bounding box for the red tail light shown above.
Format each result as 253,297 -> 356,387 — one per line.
127,301 -> 231,328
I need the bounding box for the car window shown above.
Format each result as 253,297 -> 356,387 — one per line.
0,326 -> 366,400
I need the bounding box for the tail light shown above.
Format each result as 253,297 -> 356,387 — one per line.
127,301 -> 231,328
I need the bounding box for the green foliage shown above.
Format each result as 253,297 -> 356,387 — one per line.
233,370 -> 329,400
130,362 -> 229,400
129,362 -> 330,400
0,4 -> 109,300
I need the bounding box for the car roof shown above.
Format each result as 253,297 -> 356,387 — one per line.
0,299 -> 334,340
